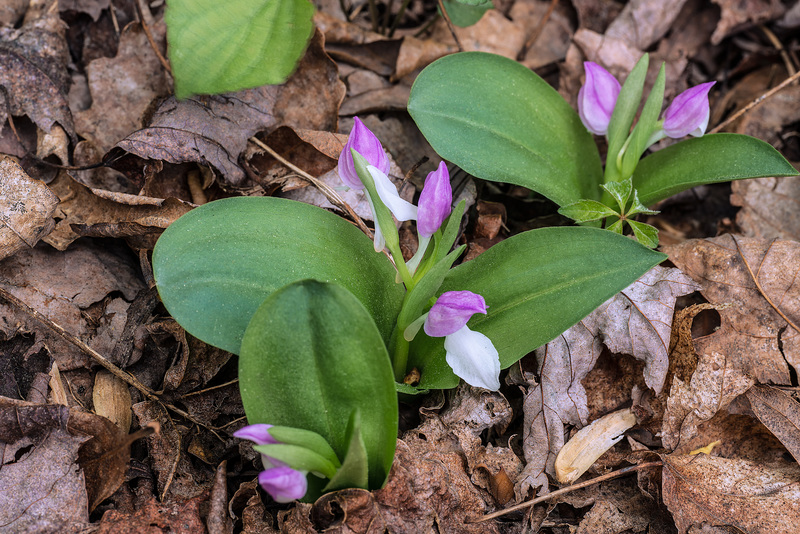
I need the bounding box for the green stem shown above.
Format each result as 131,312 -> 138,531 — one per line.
390,327 -> 410,382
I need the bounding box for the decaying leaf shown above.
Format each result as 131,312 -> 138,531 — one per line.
94,494 -> 207,534
605,0 -> 689,50
92,370 -> 132,433
746,385 -> 800,465
663,454 -> 800,533
519,266 -> 696,495
666,235 -> 800,385
555,408 -> 636,484
0,157 -> 59,261
710,0 -> 785,44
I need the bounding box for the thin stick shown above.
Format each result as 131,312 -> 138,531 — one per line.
388,0 -> 412,37
709,69 -> 800,134
436,0 -> 463,52
135,0 -> 172,75
367,0 -> 379,32
519,0 -> 559,60
248,137 -> 372,237
0,286 -> 223,440
471,461 -> 662,522
760,24 -> 797,76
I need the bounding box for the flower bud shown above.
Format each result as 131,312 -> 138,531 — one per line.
258,466 -> 308,503
662,81 -> 715,138
337,117 -> 390,189
424,291 -> 487,338
417,161 -> 453,238
578,62 -> 621,136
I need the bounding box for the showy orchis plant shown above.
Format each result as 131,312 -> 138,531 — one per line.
153,118 -> 665,502
408,52 -> 798,247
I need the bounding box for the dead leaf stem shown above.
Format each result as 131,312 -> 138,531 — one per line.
710,68 -> 800,134
760,25 -> 797,76
0,286 -> 223,440
135,0 -> 172,76
436,0 -> 464,52
732,236 -> 800,334
472,461 -> 663,522
247,136 -> 373,237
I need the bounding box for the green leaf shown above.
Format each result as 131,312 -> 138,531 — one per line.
323,410 -> 369,492
408,52 -> 603,207
434,199 -> 467,265
601,177 -> 633,212
627,190 -> 659,217
441,0 -> 493,27
558,200 -> 619,223
239,280 -> 397,490
408,227 -> 666,389
620,63 -> 665,179
605,54 -> 648,183
633,133 -> 800,206
153,197 -> 404,354
265,426 -> 341,468
352,150 -> 400,254
254,443 -> 338,478
165,0 -> 315,99
398,246 -> 465,331
628,220 -> 659,248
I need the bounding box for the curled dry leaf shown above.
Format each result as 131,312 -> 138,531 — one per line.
555,408 -> 636,484
710,0 -> 785,45
666,235 -> 800,386
663,454 -> 800,533
518,266 -> 697,495
0,157 -> 59,261
746,385 -> 800,465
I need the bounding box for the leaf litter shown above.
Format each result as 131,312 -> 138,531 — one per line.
0,0 -> 799,532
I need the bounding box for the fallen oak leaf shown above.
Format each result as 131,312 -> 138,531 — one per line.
746,385 -> 800,465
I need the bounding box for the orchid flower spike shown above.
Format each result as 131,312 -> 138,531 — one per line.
234,424 -> 308,502
578,62 -> 621,136
662,81 -> 715,138
258,467 -> 308,503
337,117 -> 390,190
424,291 -> 501,391
407,161 -> 452,273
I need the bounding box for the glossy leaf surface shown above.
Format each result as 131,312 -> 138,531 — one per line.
239,281 -> 397,490
409,227 -> 666,389
153,197 -> 404,354
408,52 -> 603,206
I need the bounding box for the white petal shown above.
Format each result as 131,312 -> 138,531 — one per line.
367,166 -> 417,221
444,326 -> 501,391
365,194 -> 386,252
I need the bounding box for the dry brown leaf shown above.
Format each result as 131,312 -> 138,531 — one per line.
572,28 -> 643,80
59,0 -> 111,21
0,9 -> 76,141
510,0 -> 574,70
0,157 -> 59,261
663,454 -> 800,533
666,235 -> 800,386
92,369 -> 132,433
746,385 -> 800,465
114,29 -> 344,187
74,21 -> 170,154
0,398 -> 89,533
710,0 -> 785,45
94,494 -> 207,534
572,0 -> 624,33
394,35 -> 454,81
429,10 -> 525,60
518,266 -> 697,495
605,0 -> 689,50
43,171 -> 193,251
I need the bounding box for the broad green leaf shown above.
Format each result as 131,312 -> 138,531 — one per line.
153,197 -> 404,353
558,199 -> 619,223
605,54 -> 648,183
165,0 -> 315,99
621,63 -> 665,179
442,0 -> 493,27
266,426 -> 341,468
239,281 -> 397,490
253,444 -> 338,478
633,133 -> 800,207
408,52 -> 603,206
323,410 -> 369,492
408,227 -> 666,389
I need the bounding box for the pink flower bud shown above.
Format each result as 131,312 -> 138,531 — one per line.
258,466 -> 308,503
233,424 -> 278,445
424,291 -> 487,338
662,81 -> 715,138
337,117 -> 390,189
417,161 -> 453,238
578,62 -> 621,136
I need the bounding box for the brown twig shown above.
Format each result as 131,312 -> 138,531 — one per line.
471,461 -> 663,522
709,68 -> 800,134
518,0 -> 559,61
732,236 -> 800,335
135,0 -> 172,76
0,286 -> 224,440
247,136 -> 373,238
436,0 -> 463,52
760,24 -> 797,76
